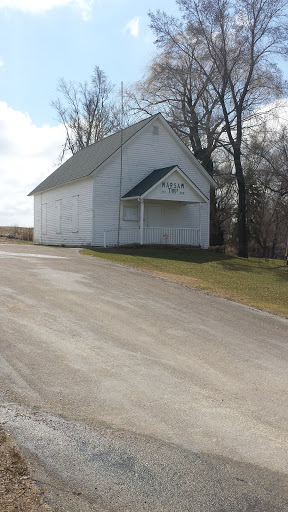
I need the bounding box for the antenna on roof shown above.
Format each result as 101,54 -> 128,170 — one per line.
121,81 -> 124,124
117,82 -> 124,247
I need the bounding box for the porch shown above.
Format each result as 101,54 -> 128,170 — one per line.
103,165 -> 209,248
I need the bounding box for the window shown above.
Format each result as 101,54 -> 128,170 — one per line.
56,199 -> 62,234
72,195 -> 79,233
123,206 -> 138,221
152,125 -> 159,136
42,203 -> 47,235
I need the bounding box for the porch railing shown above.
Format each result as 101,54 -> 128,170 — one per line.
104,228 -> 140,248
143,227 -> 200,246
104,227 -> 200,248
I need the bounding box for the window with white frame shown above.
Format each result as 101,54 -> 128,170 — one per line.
72,195 -> 79,233
56,199 -> 62,234
42,202 -> 47,235
123,205 -> 138,221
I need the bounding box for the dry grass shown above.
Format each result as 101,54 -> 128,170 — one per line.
0,428 -> 53,511
0,226 -> 33,243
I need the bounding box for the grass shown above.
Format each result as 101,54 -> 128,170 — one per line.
81,246 -> 288,318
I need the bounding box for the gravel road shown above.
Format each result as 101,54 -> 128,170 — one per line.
0,244 -> 287,511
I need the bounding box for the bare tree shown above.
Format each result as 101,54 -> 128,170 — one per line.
256,125 -> 288,199
52,66 -> 120,161
149,0 -> 288,257
126,45 -> 228,244
244,123 -> 288,257
127,43 -> 230,178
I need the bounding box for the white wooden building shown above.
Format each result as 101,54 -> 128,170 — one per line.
29,114 -> 216,248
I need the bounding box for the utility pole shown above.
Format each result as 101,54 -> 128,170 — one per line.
117,82 -> 124,247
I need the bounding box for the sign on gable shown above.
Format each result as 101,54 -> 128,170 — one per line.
145,170 -> 205,203
161,180 -> 185,196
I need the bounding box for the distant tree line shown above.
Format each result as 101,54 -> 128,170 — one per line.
52,0 -> 288,259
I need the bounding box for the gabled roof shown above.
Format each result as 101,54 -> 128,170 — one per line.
123,166 -> 176,198
123,165 -> 209,202
28,114 -> 158,196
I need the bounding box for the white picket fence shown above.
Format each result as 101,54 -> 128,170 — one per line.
104,227 -> 200,247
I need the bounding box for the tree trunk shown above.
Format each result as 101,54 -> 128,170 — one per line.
194,148 -> 223,246
194,147 -> 214,177
271,209 -> 280,259
234,151 -> 248,258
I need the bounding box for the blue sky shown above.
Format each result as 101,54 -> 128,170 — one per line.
0,0 -> 179,226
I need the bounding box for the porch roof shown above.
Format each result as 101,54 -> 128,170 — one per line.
122,165 -> 209,202
123,166 -> 175,199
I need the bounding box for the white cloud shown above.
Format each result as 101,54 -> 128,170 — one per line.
0,57 -> 4,67
0,0 -> 94,20
257,98 -> 288,126
124,17 -> 140,37
0,102 -> 66,227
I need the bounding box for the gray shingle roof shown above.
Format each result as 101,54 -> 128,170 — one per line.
123,166 -> 176,198
28,114 -> 158,196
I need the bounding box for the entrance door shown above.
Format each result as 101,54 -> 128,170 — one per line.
145,205 -> 162,227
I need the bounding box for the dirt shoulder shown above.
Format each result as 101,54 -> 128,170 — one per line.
0,427 -> 54,512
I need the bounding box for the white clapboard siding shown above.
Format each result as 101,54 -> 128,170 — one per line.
34,177 -> 93,246
92,117 -> 210,247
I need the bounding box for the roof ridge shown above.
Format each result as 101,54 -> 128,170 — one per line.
81,112 -> 159,153
28,113 -> 161,196
87,113 -> 161,176
52,113 -> 160,166
108,113 -> 159,139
